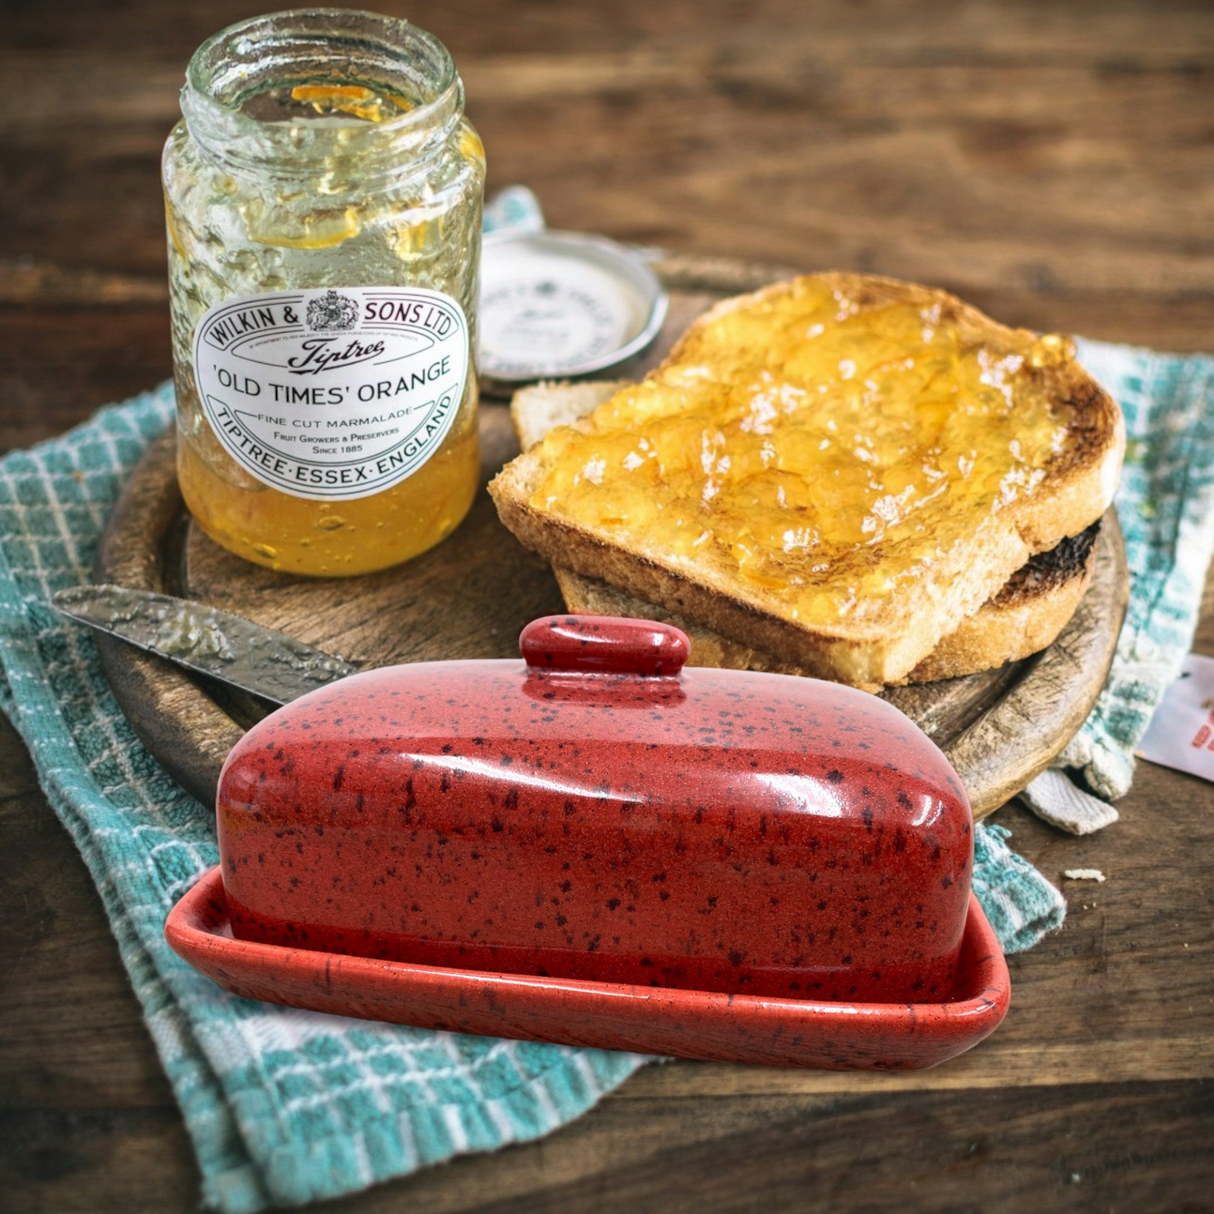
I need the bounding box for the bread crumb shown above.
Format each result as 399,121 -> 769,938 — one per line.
1064,868 -> 1105,882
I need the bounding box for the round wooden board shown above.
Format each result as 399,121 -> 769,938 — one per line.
94,256 -> 1129,818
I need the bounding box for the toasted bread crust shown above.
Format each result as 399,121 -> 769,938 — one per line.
553,521 -> 1098,688
905,523 -> 1098,682
989,523 -> 1099,605
491,273 -> 1124,686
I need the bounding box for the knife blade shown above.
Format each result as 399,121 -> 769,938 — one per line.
52,584 -> 359,707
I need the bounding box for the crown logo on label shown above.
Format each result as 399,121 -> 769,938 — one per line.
306,290 -> 360,332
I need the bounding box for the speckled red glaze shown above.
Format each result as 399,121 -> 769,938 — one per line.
519,614 -> 690,675
166,871 -> 1010,1070
214,615 -> 975,1006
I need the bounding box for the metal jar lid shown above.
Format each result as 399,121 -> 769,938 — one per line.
478,229 -> 668,384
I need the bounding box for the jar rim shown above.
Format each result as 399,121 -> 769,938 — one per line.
181,8 -> 463,175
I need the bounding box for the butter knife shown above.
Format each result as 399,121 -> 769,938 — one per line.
52,584 -> 358,707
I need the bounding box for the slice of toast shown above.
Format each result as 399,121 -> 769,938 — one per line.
490,274 -> 1124,687
511,379 -> 1099,685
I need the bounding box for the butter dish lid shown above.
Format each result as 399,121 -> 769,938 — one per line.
215,616 -> 976,1007
478,230 -> 668,383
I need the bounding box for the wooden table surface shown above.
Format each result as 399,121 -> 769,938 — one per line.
1,2 -> 1211,1211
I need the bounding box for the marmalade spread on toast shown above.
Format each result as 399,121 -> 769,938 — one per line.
529,278 -> 1074,624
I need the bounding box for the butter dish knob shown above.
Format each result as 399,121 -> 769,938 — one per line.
520,615 -> 690,677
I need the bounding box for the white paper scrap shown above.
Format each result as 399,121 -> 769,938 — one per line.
1136,652 -> 1214,785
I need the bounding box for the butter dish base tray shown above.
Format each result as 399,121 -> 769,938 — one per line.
168,869 -> 1010,1071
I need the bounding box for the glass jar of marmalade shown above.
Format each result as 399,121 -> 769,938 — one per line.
163,9 -> 485,575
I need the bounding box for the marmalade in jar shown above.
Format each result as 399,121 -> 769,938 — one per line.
163,10 -> 485,575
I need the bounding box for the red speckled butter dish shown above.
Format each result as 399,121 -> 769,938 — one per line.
167,872 -> 1008,1069
166,614 -> 1011,1067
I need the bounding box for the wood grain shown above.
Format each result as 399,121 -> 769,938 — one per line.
2,1 -> 1212,1211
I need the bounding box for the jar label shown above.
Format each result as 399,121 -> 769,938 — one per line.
192,286 -> 470,500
